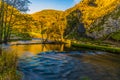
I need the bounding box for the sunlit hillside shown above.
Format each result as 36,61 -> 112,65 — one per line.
65,0 -> 120,28
31,10 -> 63,21
63,0 -> 120,40
1,0 -> 120,41
30,10 -> 65,40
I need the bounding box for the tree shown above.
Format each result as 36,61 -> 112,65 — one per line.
0,0 -> 30,43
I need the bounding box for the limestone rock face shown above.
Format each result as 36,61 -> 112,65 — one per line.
87,5 -> 120,39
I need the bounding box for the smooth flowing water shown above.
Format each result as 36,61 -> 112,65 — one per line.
1,40 -> 120,80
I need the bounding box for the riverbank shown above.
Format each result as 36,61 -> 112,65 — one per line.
0,38 -> 67,45
72,43 -> 120,54
0,51 -> 21,80
0,39 -> 32,44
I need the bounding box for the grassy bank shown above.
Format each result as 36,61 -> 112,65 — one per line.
72,43 -> 120,54
0,51 -> 21,80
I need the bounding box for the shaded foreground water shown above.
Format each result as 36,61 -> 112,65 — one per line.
1,40 -> 120,80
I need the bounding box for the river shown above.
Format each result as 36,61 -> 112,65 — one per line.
1,39 -> 120,80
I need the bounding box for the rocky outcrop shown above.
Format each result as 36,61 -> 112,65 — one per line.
64,9 -> 87,39
87,5 -> 120,39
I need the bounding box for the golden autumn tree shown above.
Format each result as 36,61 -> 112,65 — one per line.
0,0 -> 30,43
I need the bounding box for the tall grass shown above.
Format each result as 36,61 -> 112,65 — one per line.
0,51 -> 21,80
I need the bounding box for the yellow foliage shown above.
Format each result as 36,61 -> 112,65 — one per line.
65,0 -> 120,28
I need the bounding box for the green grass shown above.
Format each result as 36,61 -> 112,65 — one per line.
111,31 -> 120,41
0,51 -> 21,80
72,43 -> 120,54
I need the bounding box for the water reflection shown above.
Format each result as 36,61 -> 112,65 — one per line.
9,44 -> 65,56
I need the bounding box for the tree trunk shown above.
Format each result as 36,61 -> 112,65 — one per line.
0,0 -> 5,43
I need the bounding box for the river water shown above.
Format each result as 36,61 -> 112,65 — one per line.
1,40 -> 120,80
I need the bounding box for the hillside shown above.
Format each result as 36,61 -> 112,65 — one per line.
32,9 -> 63,21
64,0 -> 120,40
88,5 -> 120,40
65,0 -> 120,28
28,0 -> 120,41
31,10 -> 65,39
